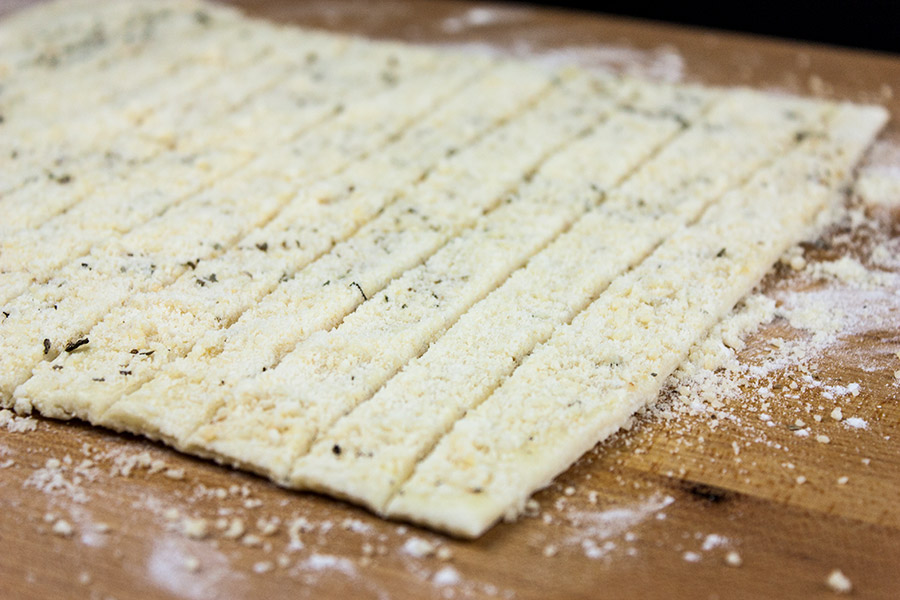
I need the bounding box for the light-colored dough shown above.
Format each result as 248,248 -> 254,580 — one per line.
1,0 -> 887,538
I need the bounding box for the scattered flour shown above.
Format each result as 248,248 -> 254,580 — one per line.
147,537 -> 246,600
701,534 -> 730,552
843,417 -> 868,430
562,494 -> 674,559
433,566 -> 461,586
0,408 -> 38,432
402,536 -> 437,558
300,553 -> 357,577
826,569 -> 853,594
438,40 -> 684,83
441,7 -> 528,33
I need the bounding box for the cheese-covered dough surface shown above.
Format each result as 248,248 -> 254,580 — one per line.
1,0 -> 887,537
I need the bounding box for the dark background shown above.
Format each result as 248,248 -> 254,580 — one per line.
500,1 -> 900,54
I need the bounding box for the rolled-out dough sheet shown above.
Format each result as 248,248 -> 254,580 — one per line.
2,0 -> 888,538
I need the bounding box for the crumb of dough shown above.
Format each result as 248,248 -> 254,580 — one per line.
436,546 -> 454,561
542,544 -> 559,558
725,551 -> 742,567
826,569 -> 853,594
837,476 -> 849,485
816,435 -> 831,444
830,407 -> 843,421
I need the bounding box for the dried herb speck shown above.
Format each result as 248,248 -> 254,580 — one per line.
64,338 -> 89,352
350,281 -> 367,301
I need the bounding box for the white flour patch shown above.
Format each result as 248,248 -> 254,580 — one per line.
524,44 -> 684,82
23,456 -> 102,504
843,417 -> 869,430
146,537 -> 246,600
435,40 -> 684,82
701,533 -> 730,551
562,494 -> 674,558
441,7 -> 530,33
300,553 -> 357,577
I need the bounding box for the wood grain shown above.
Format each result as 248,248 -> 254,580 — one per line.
1,1 -> 898,599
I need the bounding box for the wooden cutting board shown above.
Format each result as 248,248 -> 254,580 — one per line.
1,1 -> 898,598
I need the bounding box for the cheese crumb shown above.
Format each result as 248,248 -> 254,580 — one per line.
223,518 -> 245,539
826,569 -> 852,594
182,518 -> 208,539
257,517 -> 279,536
402,537 -> 436,558
523,498 -> 540,517
52,519 -> 74,537
164,468 -> 185,480
789,255 -> 807,270
830,407 -> 843,421
725,551 -> 742,567
837,476 -> 849,485
184,556 -> 200,572
816,435 -> 831,444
